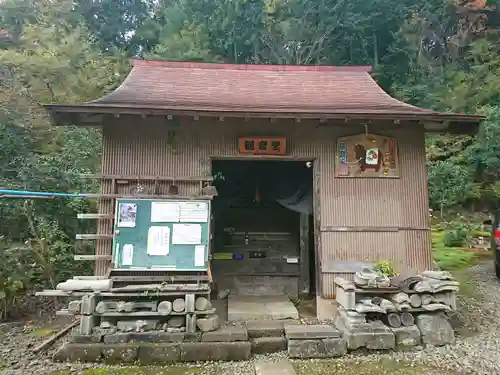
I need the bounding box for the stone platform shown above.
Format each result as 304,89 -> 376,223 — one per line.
55,314 -> 454,364
228,296 -> 299,321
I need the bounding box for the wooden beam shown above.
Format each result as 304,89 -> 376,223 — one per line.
222,272 -> 300,277
83,194 -> 214,200
32,319 -> 80,354
74,254 -> 113,261
110,275 -> 209,282
75,234 -> 113,240
78,174 -> 213,182
36,290 -> 210,297
77,213 -> 113,220
97,309 -> 216,318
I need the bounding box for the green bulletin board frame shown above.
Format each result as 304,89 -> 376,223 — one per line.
112,199 -> 211,271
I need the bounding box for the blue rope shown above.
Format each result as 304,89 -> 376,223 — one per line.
0,189 -> 90,198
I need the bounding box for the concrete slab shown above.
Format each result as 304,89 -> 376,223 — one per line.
228,296 -> 299,321
254,360 -> 297,375
287,338 -> 347,359
246,320 -> 285,338
201,324 -> 248,342
285,324 -> 341,340
53,342 -> 251,363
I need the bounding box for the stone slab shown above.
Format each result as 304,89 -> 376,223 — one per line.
79,315 -> 94,335
228,296 -> 299,321
246,320 -> 286,338
197,315 -> 221,332
54,341 -> 251,363
180,341 -> 251,361
129,332 -> 185,343
71,334 -> 103,344
186,314 -> 196,334
335,287 -> 356,310
80,294 -> 97,315
53,343 -> 103,362
104,333 -> 130,344
254,360 -> 297,375
251,336 -> 287,354
102,344 -> 138,363
346,330 -> 395,350
337,308 -> 366,325
201,324 -> 248,342
117,319 -> 159,332
285,324 -> 341,340
137,343 -> 180,364
416,314 -> 455,347
184,332 -> 202,342
336,318 -> 395,350
287,338 -> 347,359
391,325 -> 421,348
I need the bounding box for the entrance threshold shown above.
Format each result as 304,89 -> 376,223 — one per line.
227,295 -> 299,321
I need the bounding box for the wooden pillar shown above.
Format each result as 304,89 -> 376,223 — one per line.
313,169 -> 322,297
299,213 -> 310,296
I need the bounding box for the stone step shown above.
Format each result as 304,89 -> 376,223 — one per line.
254,360 -> 297,375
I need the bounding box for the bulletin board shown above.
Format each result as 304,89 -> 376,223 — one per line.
112,199 -> 211,271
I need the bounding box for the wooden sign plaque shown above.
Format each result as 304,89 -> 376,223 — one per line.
238,137 -> 287,155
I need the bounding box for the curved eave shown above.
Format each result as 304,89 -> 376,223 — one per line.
45,102 -> 483,135
43,59 -> 484,135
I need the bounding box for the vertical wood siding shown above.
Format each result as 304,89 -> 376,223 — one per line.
97,116 -> 433,294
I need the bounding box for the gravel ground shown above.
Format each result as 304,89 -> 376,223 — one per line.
0,263 -> 499,375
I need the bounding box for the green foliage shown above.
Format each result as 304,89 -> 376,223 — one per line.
433,247 -> 476,270
374,260 -> 398,277
443,229 -> 468,248
0,0 -> 118,318
74,0 -> 152,54
431,228 -> 476,270
428,160 -> 471,214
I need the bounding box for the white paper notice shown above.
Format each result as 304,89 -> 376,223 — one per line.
194,245 -> 205,267
122,244 -> 134,266
151,202 -> 180,223
172,223 -> 202,245
147,226 -> 170,256
179,202 -> 208,223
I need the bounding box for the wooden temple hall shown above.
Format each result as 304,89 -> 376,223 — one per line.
45,59 -> 482,320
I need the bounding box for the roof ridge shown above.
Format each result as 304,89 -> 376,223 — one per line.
130,58 -> 372,72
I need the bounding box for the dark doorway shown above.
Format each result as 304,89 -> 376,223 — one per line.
210,159 -> 316,303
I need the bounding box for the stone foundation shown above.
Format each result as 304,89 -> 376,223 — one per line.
54,342 -> 252,363
56,314 -> 455,363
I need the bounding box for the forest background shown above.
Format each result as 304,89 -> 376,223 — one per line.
0,0 -> 499,317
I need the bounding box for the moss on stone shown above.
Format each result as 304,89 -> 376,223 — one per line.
28,328 -> 56,337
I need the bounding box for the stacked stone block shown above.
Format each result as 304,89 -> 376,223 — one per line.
246,320 -> 288,354
285,324 -> 347,359
56,324 -> 252,363
334,269 -> 459,349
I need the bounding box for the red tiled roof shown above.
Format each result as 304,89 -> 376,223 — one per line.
46,59 -> 483,124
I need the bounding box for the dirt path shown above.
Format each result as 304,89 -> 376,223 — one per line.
0,263 -> 498,375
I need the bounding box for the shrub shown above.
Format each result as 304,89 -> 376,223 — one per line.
374,260 -> 398,277
443,229 -> 468,247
